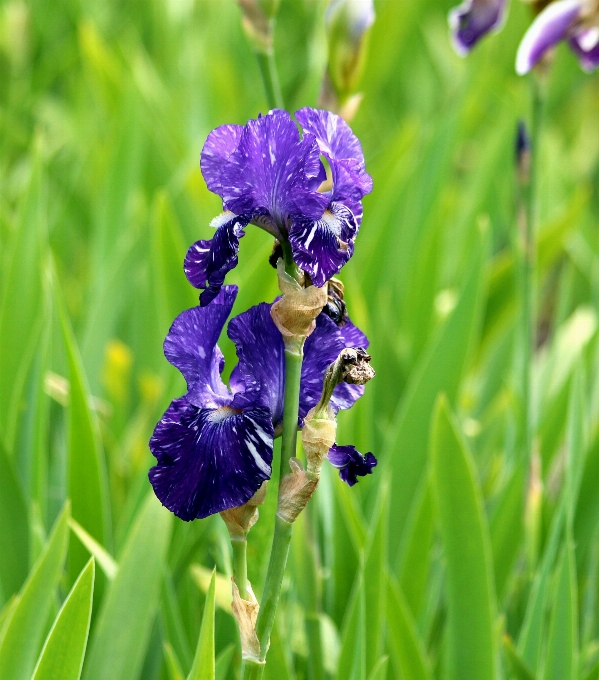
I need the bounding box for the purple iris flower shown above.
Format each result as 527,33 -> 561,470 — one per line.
516,0 -> 599,74
184,108 -> 372,304
149,285 -> 376,520
449,0 -> 509,55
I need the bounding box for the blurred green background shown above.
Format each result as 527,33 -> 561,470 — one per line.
2,0 -> 599,678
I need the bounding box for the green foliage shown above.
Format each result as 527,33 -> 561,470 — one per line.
1,0 -> 599,678
32,558 -> 95,680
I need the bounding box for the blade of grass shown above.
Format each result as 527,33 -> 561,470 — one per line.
187,569 -> 215,680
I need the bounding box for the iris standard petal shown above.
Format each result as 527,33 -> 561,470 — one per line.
163,286 -> 237,409
290,202 -> 358,287
295,107 -> 373,203
227,301 -> 286,424
214,110 -> 328,223
149,397 -> 274,520
300,313 -> 368,417
516,0 -> 583,74
327,443 -> 377,486
201,124 -> 244,197
569,26 -> 599,71
449,0 -> 508,56
184,211 -> 251,306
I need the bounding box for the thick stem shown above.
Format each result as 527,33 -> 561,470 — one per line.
255,516 -> 294,658
255,39 -> 284,110
242,659 -> 265,680
231,538 -> 248,600
280,347 -> 303,473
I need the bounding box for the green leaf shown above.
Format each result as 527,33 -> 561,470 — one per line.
82,493 -> 172,680
386,229 -> 485,560
56,283 -> 110,582
432,396 -> 497,680
215,644 -> 235,680
0,503 -> 70,680
386,574 -> 432,680
0,154 -> 45,448
503,635 -> 535,680
32,558 -> 95,680
0,442 -> 29,600
69,518 -> 118,580
364,483 -> 388,675
543,540 -> 578,680
366,656 -> 388,680
187,568 -> 216,680
164,642 -> 185,680
335,568 -> 366,680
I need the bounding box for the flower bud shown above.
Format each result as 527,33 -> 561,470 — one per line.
220,483 -> 267,540
270,260 -> 328,342
277,458 -> 319,524
231,579 -> 262,662
237,0 -> 273,53
325,0 -> 375,102
302,406 -> 338,475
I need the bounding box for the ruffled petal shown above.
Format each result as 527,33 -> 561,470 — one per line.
290,202 -> 358,287
163,286 -> 237,409
184,212 -> 251,306
300,313 -> 368,417
569,26 -> 599,71
327,444 -> 377,486
449,0 -> 508,55
227,302 -> 286,424
295,108 -> 373,204
516,0 -> 583,74
200,124 -> 244,197
213,110 -> 328,223
149,397 -> 274,520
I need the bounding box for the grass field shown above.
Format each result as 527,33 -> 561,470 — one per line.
1,0 -> 599,678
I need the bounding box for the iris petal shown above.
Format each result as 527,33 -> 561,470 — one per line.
327,444 -> 377,486
201,124 -> 244,198
290,202 -> 358,287
149,397 -> 274,520
228,301 -> 286,424
184,212 -> 251,306
569,27 -> 599,72
163,286 -> 237,409
209,110 -> 328,223
449,0 -> 508,55
516,0 -> 583,74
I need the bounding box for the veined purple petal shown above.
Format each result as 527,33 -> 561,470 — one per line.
212,110 -> 328,224
569,26 -> 599,71
449,0 -> 508,56
295,108 -> 373,203
163,286 -> 237,409
201,124 -> 244,197
516,0 -> 583,74
227,302 -> 286,424
327,443 -> 377,486
290,202 -> 358,287
300,313 -> 368,417
184,212 -> 251,306
149,397 -> 274,520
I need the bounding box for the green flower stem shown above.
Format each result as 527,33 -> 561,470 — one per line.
519,73 -> 546,464
231,538 -> 248,600
255,47 -> 284,110
242,659 -> 265,680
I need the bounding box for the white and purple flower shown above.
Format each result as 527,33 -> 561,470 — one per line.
184,108 -> 372,304
149,285 -> 376,521
517,0 -> 599,73
449,0 -> 509,55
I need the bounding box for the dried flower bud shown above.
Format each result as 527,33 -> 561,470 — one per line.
302,407 -> 338,475
277,458 -> 319,524
338,347 -> 375,384
231,579 -> 263,662
270,261 -> 327,341
220,483 -> 268,540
